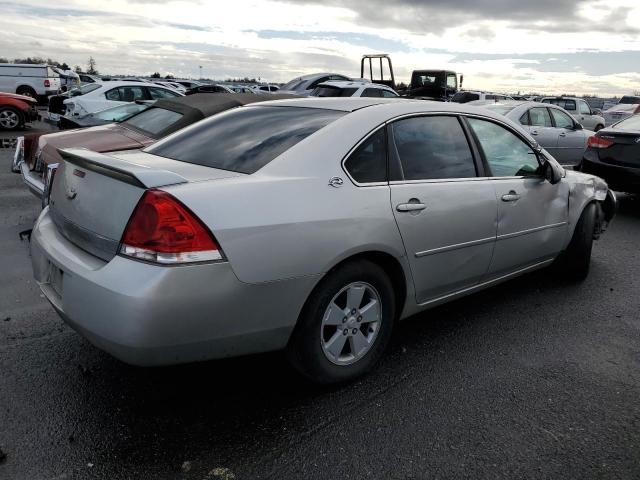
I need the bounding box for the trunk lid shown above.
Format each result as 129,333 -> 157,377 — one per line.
49,148 -> 242,261
596,131 -> 640,168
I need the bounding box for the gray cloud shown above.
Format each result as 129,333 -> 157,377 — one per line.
281,0 -> 639,35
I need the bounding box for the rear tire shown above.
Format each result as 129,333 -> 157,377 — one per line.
559,203 -> 596,280
286,260 -> 396,385
16,86 -> 37,99
594,124 -> 604,132
0,106 -> 23,130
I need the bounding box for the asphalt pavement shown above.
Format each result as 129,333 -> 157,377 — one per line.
0,128 -> 639,480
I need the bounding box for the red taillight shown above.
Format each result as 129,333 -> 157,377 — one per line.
44,79 -> 50,88
119,190 -> 222,264
587,136 -> 614,149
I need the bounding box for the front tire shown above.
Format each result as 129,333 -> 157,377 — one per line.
286,260 -> 396,384
16,86 -> 37,99
0,106 -> 23,130
561,203 -> 596,280
594,124 -> 604,132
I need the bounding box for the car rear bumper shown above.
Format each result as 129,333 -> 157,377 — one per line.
580,155 -> 640,193
31,208 -> 317,366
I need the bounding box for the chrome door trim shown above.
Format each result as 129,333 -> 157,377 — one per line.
415,236 -> 495,258
416,258 -> 554,307
496,221 -> 568,241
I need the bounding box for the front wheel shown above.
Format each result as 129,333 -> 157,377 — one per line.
559,203 -> 596,280
0,106 -> 23,130
286,260 -> 396,384
594,124 -> 604,132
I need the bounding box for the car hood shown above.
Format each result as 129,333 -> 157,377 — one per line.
0,92 -> 37,103
36,124 -> 152,167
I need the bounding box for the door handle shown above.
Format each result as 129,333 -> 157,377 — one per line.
396,202 -> 426,212
559,132 -> 567,137
501,191 -> 520,202
530,130 -> 539,136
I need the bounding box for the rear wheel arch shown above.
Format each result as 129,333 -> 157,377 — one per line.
16,85 -> 37,98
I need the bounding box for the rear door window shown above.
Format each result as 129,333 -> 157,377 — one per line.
390,116 -> 477,180
344,128 -> 387,183
528,107 -> 553,127
361,88 -> 383,98
147,106 -> 345,174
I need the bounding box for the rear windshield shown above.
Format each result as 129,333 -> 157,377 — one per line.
147,106 -> 345,174
311,86 -> 358,97
451,92 -> 479,103
480,104 -> 516,115
612,115 -> 640,131
93,103 -> 151,122
280,78 -> 304,90
124,107 -> 183,137
68,83 -> 102,97
619,96 -> 640,105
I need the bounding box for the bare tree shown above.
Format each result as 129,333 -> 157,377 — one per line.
87,57 -> 98,75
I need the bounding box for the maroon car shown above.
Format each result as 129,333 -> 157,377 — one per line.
13,93 -> 281,198
0,92 -> 38,130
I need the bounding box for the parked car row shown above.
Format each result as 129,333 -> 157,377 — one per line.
11,91 -> 617,384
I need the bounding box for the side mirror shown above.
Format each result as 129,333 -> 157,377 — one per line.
543,160 -> 562,185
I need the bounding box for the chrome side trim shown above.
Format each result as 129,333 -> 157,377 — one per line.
415,236 -> 495,258
496,222 -> 567,241
416,258 -> 554,307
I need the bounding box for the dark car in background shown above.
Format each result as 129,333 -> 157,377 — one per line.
579,114 -> 640,194
13,93 -> 270,198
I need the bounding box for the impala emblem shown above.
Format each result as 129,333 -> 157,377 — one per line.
328,176 -> 343,188
65,184 -> 77,199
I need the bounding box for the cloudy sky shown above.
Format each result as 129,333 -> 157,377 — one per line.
1,0 -> 640,95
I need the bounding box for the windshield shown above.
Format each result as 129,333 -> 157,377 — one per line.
92,102 -> 151,122
411,72 -> 444,88
619,96 -> 640,105
280,79 -> 305,91
124,107 -> 183,137
147,106 -> 345,174
68,83 -> 102,97
481,104 -> 517,115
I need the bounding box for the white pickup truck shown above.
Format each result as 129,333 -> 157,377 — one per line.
0,64 -> 61,100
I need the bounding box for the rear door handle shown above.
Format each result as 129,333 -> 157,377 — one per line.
530,130 -> 539,136
501,191 -> 520,202
396,203 -> 426,212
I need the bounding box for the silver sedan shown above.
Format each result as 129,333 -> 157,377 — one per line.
470,100 -> 595,166
30,98 -> 616,384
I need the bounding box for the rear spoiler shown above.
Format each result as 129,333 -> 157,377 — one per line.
57,148 -> 188,188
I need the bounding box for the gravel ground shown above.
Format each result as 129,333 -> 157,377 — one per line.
0,128 -> 639,479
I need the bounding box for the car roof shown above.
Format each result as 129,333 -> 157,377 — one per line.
316,80 -> 391,89
92,80 -> 168,88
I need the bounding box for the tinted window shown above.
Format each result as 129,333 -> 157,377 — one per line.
149,87 -> 180,99
106,86 -> 146,102
619,96 -> 640,105
550,108 -> 574,129
311,86 -> 357,97
564,99 -> 576,111
382,90 -> 398,98
391,116 -> 476,180
147,106 -> 344,174
124,108 -> 183,137
529,107 -> 553,127
451,92 -> 479,103
467,118 -> 539,177
519,112 -> 530,126
482,104 -> 516,116
344,128 -> 386,183
361,88 -> 383,98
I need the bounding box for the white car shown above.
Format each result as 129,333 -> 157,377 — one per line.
0,63 -> 61,99
451,91 -> 514,103
603,96 -> 640,126
153,80 -> 186,93
310,80 -> 399,98
279,73 -> 352,96
251,84 -> 280,93
62,81 -> 183,117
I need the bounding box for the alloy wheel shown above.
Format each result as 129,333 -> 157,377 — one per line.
0,110 -> 19,129
320,282 -> 382,366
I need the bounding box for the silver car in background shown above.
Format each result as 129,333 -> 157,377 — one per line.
540,97 -> 605,131
30,98 -> 616,384
470,100 -> 595,166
